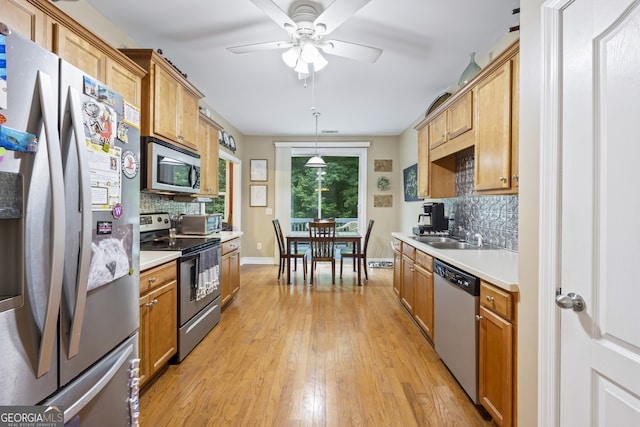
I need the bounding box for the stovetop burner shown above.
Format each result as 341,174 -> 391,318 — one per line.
140,212 -> 220,255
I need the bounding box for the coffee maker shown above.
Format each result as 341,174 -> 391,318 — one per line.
416,202 -> 448,234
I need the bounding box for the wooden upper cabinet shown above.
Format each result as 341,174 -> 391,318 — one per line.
417,126 -> 430,198
105,57 -> 142,106
54,24 -> 106,80
448,91 -> 473,139
0,0 -> 51,49
198,114 -> 221,196
474,60 -> 513,192
121,49 -> 204,152
153,65 -> 180,142
428,91 -> 473,150
510,52 -> 520,190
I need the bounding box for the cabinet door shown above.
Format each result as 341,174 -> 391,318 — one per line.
448,91 -> 473,139
392,250 -> 401,296
510,53 -> 520,190
138,294 -> 150,388
479,306 -> 513,427
148,280 -> 177,374
474,61 -> 512,191
400,256 -> 414,312
417,127 -> 430,198
1,0 -> 50,49
54,24 -> 106,80
428,111 -> 447,149
230,250 -> 240,296
197,117 -> 219,195
105,57 -> 142,106
153,65 -> 180,142
413,264 -> 434,340
178,89 -> 200,150
221,253 -> 232,306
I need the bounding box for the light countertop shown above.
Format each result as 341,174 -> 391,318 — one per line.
392,232 -> 518,292
221,231 -> 243,242
140,251 -> 181,271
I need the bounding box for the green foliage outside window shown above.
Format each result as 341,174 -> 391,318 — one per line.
291,156 -> 359,219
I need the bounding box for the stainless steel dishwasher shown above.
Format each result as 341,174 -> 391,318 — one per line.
433,259 -> 480,404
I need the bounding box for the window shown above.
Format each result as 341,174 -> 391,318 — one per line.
275,142 -> 369,234
291,156 -> 359,230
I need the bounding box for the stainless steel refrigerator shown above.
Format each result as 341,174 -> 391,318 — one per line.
0,29 -> 140,426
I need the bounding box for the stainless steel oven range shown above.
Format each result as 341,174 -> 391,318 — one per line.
140,212 -> 221,361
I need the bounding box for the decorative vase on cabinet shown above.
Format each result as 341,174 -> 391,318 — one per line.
458,52 -> 481,88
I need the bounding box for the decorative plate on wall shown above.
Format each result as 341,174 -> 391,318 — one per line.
376,176 -> 390,191
228,135 -> 236,152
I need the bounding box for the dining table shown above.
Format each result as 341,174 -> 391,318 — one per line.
286,231 -> 363,285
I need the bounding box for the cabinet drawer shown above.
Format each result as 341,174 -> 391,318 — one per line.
222,238 -> 240,255
140,261 -> 177,294
402,243 -> 415,260
415,250 -> 433,272
391,238 -> 402,252
480,281 -> 513,321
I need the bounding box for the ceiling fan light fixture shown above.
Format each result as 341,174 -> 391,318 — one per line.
294,59 -> 309,74
282,46 -> 301,68
301,42 -> 319,63
312,51 -> 328,71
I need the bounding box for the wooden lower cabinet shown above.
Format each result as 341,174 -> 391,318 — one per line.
221,237 -> 241,307
479,281 -> 516,427
413,251 -> 434,341
139,261 -> 178,389
392,239 -> 401,296
400,245 -> 415,313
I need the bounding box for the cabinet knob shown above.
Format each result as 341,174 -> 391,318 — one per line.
152,299 -> 158,305
148,277 -> 156,284
486,295 -> 495,302
499,176 -> 508,183
145,302 -> 154,308
475,314 -> 483,321
512,174 -> 519,181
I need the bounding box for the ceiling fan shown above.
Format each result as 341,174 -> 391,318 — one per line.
228,0 -> 383,74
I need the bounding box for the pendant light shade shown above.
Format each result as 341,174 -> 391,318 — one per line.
282,46 -> 301,68
305,155 -> 327,168
305,111 -> 327,168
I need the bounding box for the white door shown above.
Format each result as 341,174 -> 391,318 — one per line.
541,0 -> 640,425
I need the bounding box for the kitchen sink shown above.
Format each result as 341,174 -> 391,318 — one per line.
426,241 -> 496,250
412,235 -> 458,244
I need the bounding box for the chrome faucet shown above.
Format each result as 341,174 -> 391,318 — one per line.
475,233 -> 484,247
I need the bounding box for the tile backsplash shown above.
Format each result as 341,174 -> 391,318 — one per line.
140,193 -> 201,216
441,147 -> 518,252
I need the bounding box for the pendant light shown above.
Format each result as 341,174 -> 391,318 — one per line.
305,111 -> 327,168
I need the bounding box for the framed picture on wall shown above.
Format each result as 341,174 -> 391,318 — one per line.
250,159 -> 268,181
250,185 -> 267,207
403,163 -> 420,202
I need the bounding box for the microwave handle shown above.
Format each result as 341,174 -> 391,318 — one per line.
189,166 -> 197,188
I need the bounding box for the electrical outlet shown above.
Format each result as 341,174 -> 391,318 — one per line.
257,243 -> 262,250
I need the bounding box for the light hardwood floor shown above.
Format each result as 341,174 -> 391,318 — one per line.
140,264 -> 492,426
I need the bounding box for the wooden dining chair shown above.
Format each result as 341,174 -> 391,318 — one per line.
308,220 -> 337,285
273,219 -> 306,280
340,219 -> 374,280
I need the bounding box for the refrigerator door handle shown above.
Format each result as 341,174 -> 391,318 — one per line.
36,71 -> 66,378
63,87 -> 92,358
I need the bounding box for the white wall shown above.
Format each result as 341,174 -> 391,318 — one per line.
517,1 -> 542,425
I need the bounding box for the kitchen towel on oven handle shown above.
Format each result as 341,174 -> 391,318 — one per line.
197,248 -> 219,301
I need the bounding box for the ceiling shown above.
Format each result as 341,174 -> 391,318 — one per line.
82,0 -> 519,137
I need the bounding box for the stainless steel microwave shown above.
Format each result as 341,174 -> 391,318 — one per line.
145,138 -> 200,194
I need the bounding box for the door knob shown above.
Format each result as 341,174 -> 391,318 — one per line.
555,292 -> 585,312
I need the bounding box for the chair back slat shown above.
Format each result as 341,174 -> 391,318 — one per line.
309,221 -> 336,260
362,219 -> 374,253
272,219 -> 285,254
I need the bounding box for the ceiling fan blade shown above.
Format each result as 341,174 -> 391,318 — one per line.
314,0 -> 372,35
320,39 -> 382,63
227,41 -> 292,54
250,0 -> 297,33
